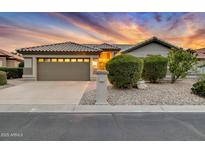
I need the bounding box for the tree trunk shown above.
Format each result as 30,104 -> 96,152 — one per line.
171,75 -> 176,83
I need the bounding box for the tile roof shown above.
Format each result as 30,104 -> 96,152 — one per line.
122,36 -> 179,53
0,49 -> 23,61
83,43 -> 121,51
195,48 -> 205,59
113,44 -> 134,51
17,42 -> 101,54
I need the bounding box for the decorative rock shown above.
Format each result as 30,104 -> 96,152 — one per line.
80,79 -> 205,105
137,80 -> 147,89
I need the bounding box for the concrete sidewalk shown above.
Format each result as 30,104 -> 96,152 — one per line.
0,104 -> 205,112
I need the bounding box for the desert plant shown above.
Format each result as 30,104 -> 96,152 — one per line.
0,71 -> 7,85
168,48 -> 197,83
142,55 -> 168,83
191,80 -> 205,97
106,55 -> 143,89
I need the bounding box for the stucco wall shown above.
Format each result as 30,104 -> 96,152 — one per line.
0,57 -> 20,67
0,57 -> 7,67
6,60 -> 20,67
126,43 -> 170,57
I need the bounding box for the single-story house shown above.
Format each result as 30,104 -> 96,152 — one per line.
16,42 -> 120,81
121,36 -> 179,57
16,36 -> 183,81
0,49 -> 24,67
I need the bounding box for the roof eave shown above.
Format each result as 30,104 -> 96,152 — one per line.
122,38 -> 179,53
16,50 -> 102,55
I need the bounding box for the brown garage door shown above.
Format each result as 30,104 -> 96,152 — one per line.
37,58 -> 90,81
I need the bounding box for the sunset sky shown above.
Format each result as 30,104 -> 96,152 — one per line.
0,12 -> 205,52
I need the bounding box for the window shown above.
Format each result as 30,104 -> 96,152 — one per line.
38,58 -> 44,62
71,59 -> 76,62
58,59 -> 64,62
44,58 -> 51,62
24,58 -> 32,68
65,59 -> 70,62
77,59 -> 83,62
51,58 -> 57,62
84,59 -> 90,62
98,52 -> 113,70
37,58 -> 90,63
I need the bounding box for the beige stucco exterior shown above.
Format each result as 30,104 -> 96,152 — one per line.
0,57 -> 7,67
126,42 -> 170,57
0,57 -> 20,67
6,59 -> 20,67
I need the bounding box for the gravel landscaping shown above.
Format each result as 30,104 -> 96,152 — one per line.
79,79 -> 205,105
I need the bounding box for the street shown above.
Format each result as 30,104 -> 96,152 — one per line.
0,112 -> 205,140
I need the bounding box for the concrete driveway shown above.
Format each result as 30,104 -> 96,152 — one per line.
0,81 -> 88,104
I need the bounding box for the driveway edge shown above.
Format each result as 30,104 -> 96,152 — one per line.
0,104 -> 205,112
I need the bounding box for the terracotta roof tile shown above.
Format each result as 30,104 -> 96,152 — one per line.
0,49 -> 23,61
17,42 -> 101,53
83,43 -> 121,51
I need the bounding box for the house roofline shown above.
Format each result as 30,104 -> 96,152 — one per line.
122,36 -> 180,53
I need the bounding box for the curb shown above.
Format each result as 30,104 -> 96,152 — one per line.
0,104 -> 205,112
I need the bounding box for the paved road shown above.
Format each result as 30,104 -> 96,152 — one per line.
0,112 -> 205,141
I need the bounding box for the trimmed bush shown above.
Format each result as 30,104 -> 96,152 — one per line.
0,71 -> 7,85
0,67 -> 23,79
106,55 -> 143,89
18,62 -> 24,68
143,55 -> 168,83
191,80 -> 205,97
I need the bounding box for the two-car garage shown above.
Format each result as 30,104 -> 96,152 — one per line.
37,58 -> 90,81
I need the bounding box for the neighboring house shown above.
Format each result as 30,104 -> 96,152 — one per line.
194,48 -> 205,63
0,49 -> 24,67
16,42 -> 120,81
121,36 -> 179,57
194,48 -> 205,73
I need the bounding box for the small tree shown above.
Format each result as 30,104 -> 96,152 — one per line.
168,48 -> 197,83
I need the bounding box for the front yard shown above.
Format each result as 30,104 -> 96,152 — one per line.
80,79 -> 205,105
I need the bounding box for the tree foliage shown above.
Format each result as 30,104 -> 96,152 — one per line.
168,48 -> 197,83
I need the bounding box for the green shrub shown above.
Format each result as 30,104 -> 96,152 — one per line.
191,80 -> 205,97
18,62 -> 24,68
168,48 -> 197,83
0,71 -> 7,85
0,67 -> 23,79
143,55 -> 168,83
106,55 -> 143,89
